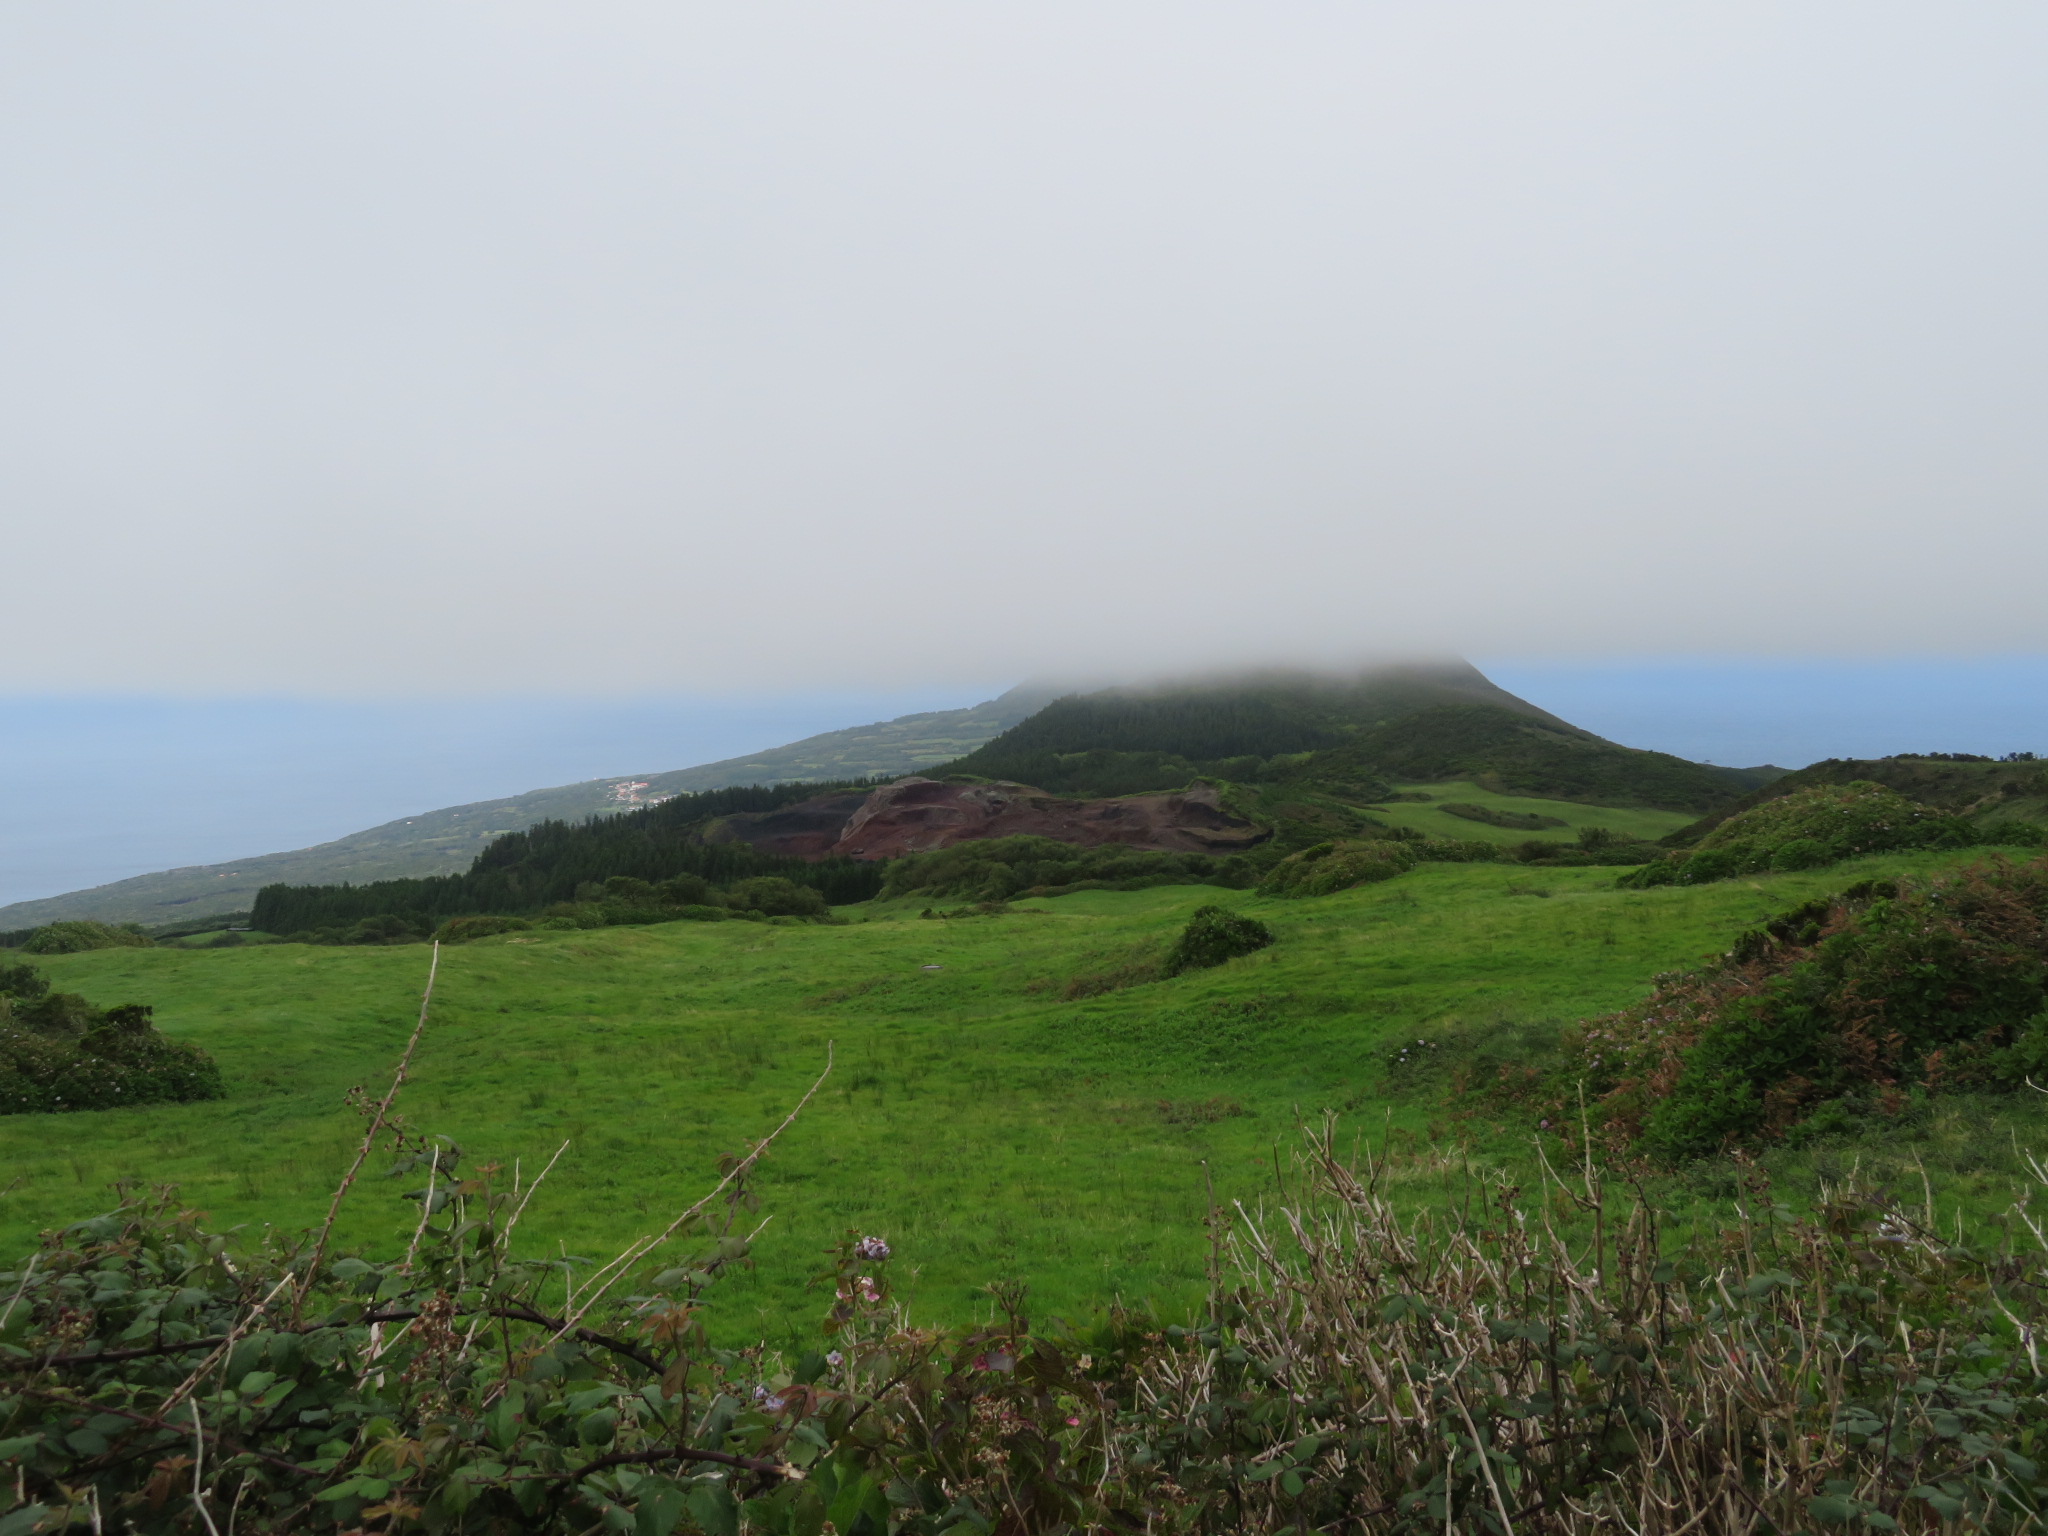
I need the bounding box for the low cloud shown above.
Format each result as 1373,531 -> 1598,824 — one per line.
3,3 -> 2044,692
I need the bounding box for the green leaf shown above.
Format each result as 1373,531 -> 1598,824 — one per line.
1280,1470 -> 1305,1496
0,1505 -> 49,1536
826,1468 -> 878,1533
1806,1495 -> 1858,1525
635,1481 -> 689,1536
1911,1487 -> 1966,1520
687,1480 -> 740,1536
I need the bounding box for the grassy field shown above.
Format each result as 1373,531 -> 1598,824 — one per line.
6,845 -> 2042,1344
1366,780 -> 1698,843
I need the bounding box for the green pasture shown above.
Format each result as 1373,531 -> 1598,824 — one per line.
1364,780 -> 1698,843
4,846 -> 2038,1343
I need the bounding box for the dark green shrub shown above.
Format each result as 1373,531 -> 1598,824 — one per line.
1257,840 -> 1413,897
1768,836 -> 1830,870
1677,849 -> 1737,884
656,872 -> 714,905
342,913 -> 430,945
0,963 -> 50,1002
724,876 -> 829,919
0,966 -> 223,1114
1438,801 -> 1567,831
19,921 -> 151,955
1979,818 -> 2048,847
1626,781 -> 1976,889
1562,856 -> 2048,1159
1163,905 -> 1275,975
600,875 -> 661,906
433,914 -> 534,944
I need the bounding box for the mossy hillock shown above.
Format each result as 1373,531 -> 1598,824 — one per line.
1666,752 -> 2048,847
1559,855 -> 2048,1160
1623,781 -> 1983,887
0,961 -> 221,1114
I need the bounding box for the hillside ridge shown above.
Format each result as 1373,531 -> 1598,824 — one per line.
0,686 -> 1054,929
1663,753 -> 2048,846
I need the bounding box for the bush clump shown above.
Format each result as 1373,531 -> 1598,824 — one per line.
723,876 -> 829,919
19,1116 -> 2048,1534
1506,825 -> 1661,867
1560,856 -> 2048,1160
1622,781 -> 1974,888
1258,839 -> 1415,896
1163,905 -> 1275,975
18,920 -> 152,955
0,963 -> 223,1114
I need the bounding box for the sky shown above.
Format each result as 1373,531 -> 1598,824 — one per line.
3,6 -> 2047,904
2,2 -> 2046,689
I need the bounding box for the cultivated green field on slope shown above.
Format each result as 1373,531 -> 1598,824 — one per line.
4,846 -> 2037,1345
1364,782 -> 1695,844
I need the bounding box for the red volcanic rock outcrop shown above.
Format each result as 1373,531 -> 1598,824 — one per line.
706,778 -> 1266,862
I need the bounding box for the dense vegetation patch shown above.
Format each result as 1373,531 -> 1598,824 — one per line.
17,920 -> 152,954
10,1111 -> 2048,1534
1564,856 -> 2048,1160
878,835 -> 1254,903
1502,825 -> 1661,867
252,782 -> 881,938
1258,839 -> 1417,896
0,961 -> 221,1114
1668,752 -> 2048,847
1161,904 -> 1275,975
1437,800 -> 1567,830
1256,831 -> 1509,897
296,874 -> 838,946
1622,782 -> 1979,887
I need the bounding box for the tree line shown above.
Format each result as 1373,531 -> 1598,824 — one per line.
251,780 -> 884,935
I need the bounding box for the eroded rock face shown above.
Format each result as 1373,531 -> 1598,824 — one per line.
708,778 -> 1266,862
700,793 -> 873,859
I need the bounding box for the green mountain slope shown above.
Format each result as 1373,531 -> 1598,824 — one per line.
229,662 -> 1783,939
0,687 -> 1052,930
1664,754 -> 2048,846
945,665 -> 1771,812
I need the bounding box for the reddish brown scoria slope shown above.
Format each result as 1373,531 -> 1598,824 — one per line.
702,778 -> 1265,861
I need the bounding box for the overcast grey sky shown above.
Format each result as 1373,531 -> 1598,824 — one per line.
3,3 -> 2046,692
